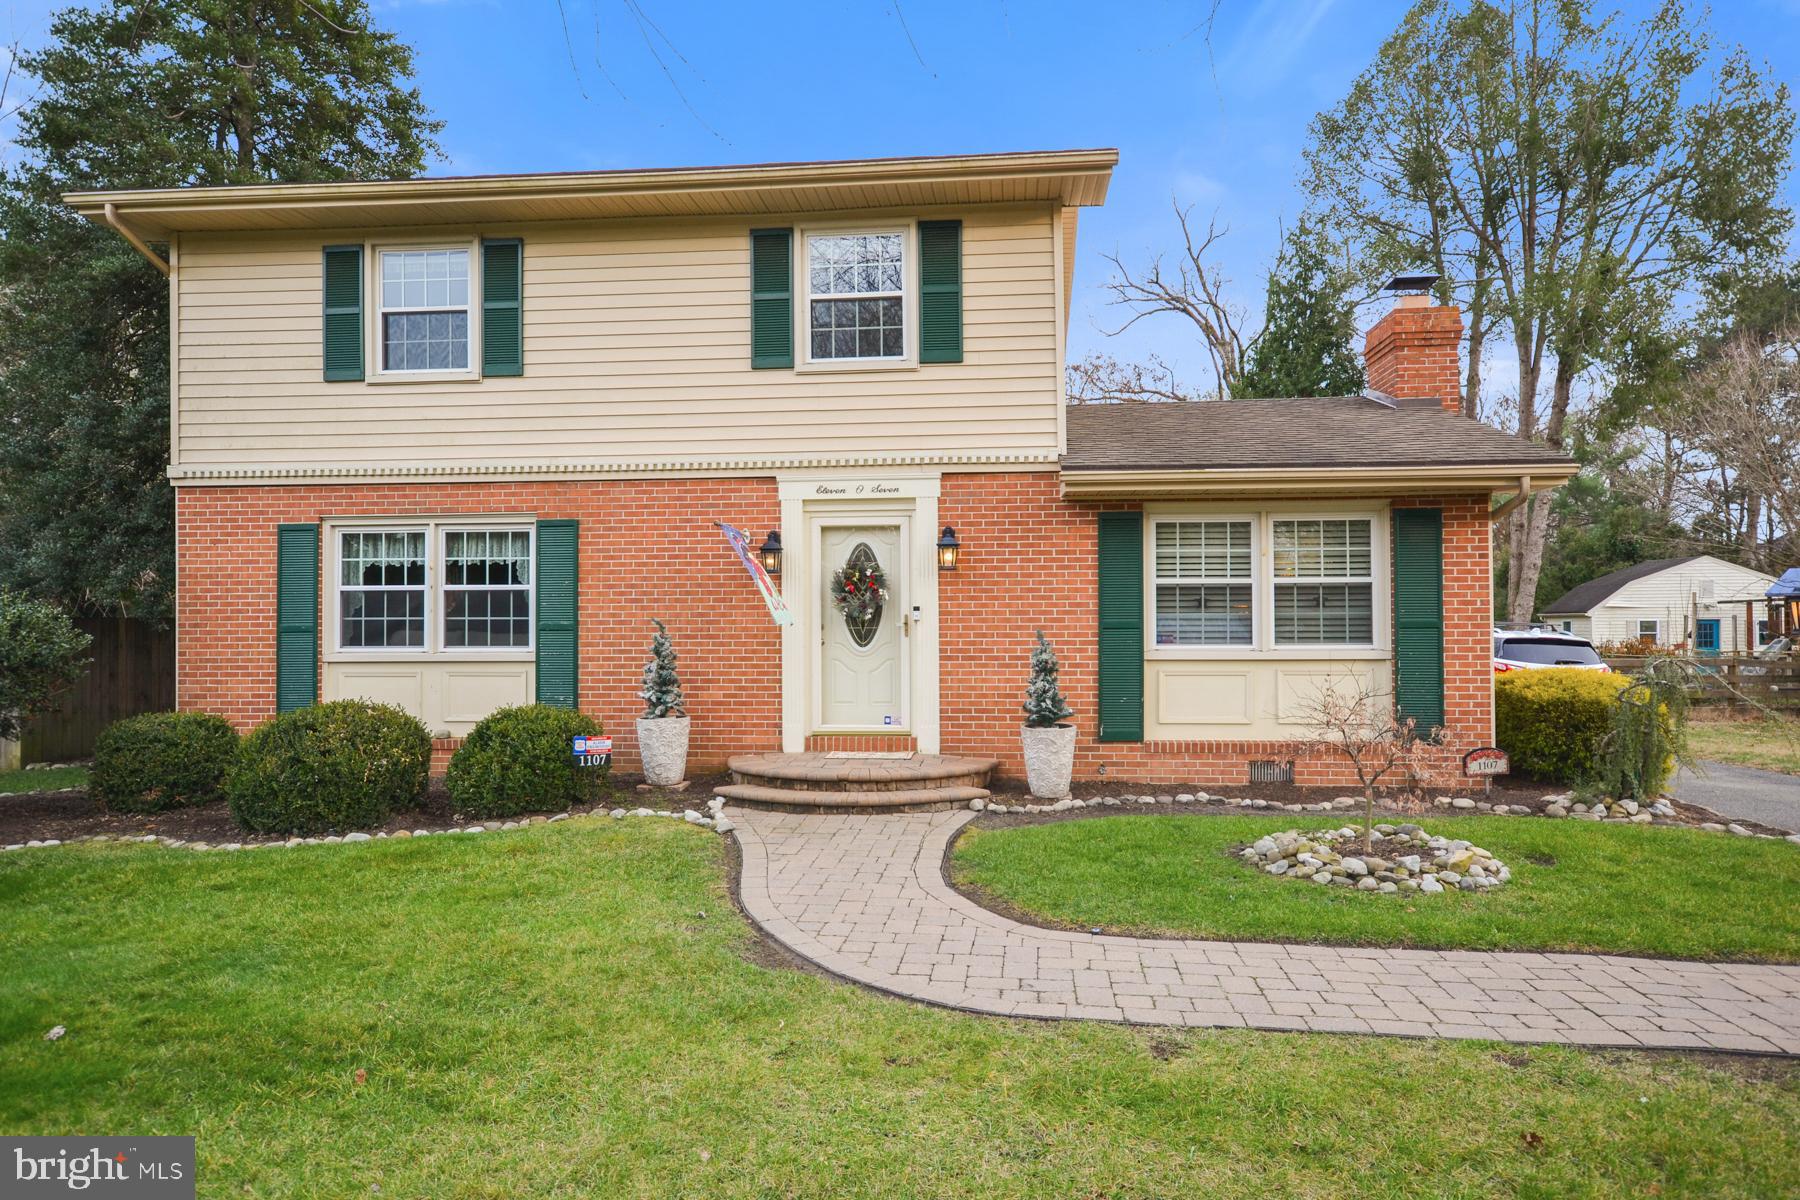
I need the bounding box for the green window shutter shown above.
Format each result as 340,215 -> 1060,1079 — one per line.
918,219 -> 963,363
482,237 -> 524,377
535,519 -> 579,709
276,524 -> 320,713
1097,511 -> 1145,742
1392,508 -> 1446,730
321,245 -> 363,381
749,227 -> 793,369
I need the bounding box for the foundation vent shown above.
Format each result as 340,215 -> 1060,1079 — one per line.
1248,760 -> 1294,785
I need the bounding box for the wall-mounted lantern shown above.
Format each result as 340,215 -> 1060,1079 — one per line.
758,530 -> 783,576
936,526 -> 961,571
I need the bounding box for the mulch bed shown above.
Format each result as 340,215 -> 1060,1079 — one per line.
0,771 -> 735,846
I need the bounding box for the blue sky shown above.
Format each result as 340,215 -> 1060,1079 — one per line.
5,0 -> 1799,389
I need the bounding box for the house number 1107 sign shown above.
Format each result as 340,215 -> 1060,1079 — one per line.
572,735 -> 613,768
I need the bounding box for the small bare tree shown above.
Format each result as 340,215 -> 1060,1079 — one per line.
1289,679 -> 1440,853
1098,201 -> 1248,400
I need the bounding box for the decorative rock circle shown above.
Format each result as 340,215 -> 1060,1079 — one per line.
1238,824 -> 1512,895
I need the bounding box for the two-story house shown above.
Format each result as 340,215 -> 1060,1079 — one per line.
69,149 -> 1575,789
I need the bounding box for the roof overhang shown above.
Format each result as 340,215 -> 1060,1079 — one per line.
1058,462 -> 1580,501
63,148 -> 1118,238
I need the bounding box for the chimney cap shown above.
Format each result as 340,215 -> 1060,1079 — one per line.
1384,272 -> 1442,295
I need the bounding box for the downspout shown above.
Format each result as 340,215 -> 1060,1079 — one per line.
103,203 -> 171,277
1489,476 -> 1532,523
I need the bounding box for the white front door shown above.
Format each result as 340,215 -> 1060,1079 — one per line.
818,523 -> 907,729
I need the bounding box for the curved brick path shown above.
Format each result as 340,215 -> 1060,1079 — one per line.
730,807 -> 1800,1054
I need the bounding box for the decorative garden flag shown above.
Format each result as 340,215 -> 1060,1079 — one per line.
716,521 -> 794,627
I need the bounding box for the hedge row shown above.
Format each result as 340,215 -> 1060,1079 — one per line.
90,702 -> 606,834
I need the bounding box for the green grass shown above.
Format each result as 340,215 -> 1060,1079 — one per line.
0,765 -> 88,794
952,814 -> 1800,962
1689,715 -> 1800,775
3,824 -> 1797,1198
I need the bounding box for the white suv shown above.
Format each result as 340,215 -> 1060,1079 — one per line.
1492,625 -> 1610,673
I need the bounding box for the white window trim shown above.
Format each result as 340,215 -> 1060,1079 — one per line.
367,237 -> 483,384
1144,505 -> 1390,661
1268,513 -> 1381,651
332,525 -> 432,658
440,524 -> 537,656
325,516 -> 535,662
1637,619 -> 1661,642
1149,514 -> 1258,652
793,219 -> 919,372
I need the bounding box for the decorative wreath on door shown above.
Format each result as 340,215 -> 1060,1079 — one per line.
830,544 -> 888,647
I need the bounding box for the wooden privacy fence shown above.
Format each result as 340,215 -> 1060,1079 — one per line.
21,617 -> 175,763
1601,655 -> 1800,711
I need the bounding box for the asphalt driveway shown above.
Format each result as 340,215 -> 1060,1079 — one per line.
1672,761 -> 1800,832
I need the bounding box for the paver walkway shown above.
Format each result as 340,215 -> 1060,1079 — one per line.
731,807 -> 1800,1054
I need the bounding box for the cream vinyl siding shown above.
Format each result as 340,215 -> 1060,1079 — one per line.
173,206 -> 1060,473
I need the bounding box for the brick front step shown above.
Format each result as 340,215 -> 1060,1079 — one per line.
713,783 -> 990,813
722,752 -> 997,811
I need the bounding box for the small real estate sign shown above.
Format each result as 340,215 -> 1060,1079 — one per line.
1462,747 -> 1510,778
571,735 -> 613,769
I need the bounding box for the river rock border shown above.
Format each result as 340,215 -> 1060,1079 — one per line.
1241,824 -> 1511,894
2,798 -> 736,854
973,790 -> 1800,845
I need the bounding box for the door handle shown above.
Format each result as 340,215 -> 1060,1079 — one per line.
902,613 -> 911,636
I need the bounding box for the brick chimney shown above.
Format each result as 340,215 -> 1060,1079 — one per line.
1364,292 -> 1464,414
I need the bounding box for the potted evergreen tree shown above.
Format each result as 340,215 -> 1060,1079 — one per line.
636,619 -> 689,786
1020,630 -> 1076,799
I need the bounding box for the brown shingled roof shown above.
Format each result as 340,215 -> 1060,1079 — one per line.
1062,397 -> 1576,471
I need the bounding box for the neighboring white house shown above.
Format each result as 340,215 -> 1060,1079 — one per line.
1541,555 -> 1778,653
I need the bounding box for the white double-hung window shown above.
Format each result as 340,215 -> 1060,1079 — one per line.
334,522 -> 533,654
378,247 -> 472,373
1272,518 -> 1375,646
1154,519 -> 1254,646
805,231 -> 907,362
1150,512 -> 1382,652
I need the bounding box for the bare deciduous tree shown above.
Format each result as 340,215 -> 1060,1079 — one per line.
1097,202 -> 1248,401
1064,351 -> 1195,404
1288,679 -> 1440,853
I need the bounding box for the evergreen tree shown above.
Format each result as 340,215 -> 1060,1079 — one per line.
0,1 -> 442,620
639,620 -> 686,718
1235,223 -> 1365,399
1022,631 -> 1072,728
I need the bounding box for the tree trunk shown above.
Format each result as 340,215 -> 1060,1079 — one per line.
1506,493 -> 1555,624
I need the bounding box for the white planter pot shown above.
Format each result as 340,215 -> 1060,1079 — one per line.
636,716 -> 691,786
1021,723 -> 1077,799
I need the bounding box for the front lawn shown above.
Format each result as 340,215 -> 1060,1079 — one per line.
952,814 -> 1800,962
3,825 -> 1797,1197
0,765 -> 88,795
1689,714 -> 1800,775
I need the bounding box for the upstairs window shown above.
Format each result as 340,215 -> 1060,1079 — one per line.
379,248 -> 471,373
806,232 -> 905,361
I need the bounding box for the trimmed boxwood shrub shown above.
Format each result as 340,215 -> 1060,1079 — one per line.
446,704 -> 603,819
227,700 -> 431,835
91,711 -> 238,813
1496,668 -> 1628,784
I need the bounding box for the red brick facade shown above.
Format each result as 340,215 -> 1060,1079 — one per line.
936,473 -> 1493,787
177,470 -> 1494,788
